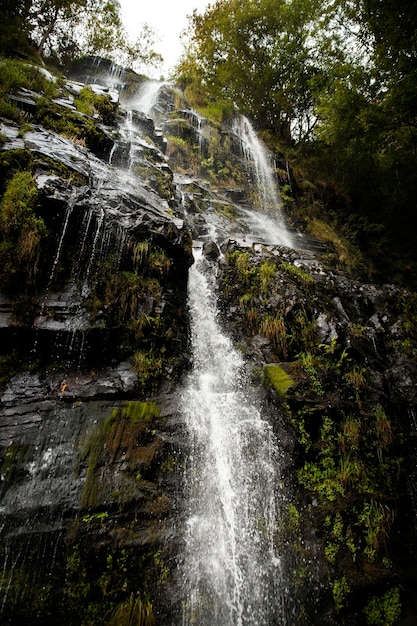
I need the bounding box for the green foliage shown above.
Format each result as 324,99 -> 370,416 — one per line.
88,264 -> 160,325
81,511 -> 108,524
363,587 -> 401,626
0,0 -> 161,72
176,0 -> 320,140
132,351 -> 163,395
259,260 -> 276,294
0,170 -> 38,236
75,86 -> 118,124
84,239 -> 177,393
280,261 -> 314,288
178,0 -> 417,282
166,135 -> 200,175
0,58 -> 57,100
332,576 -> 350,612
357,500 -> 395,561
298,352 -> 324,396
108,595 -> 155,626
219,245 -> 404,620
0,1 -> 33,57
199,99 -> 235,125
260,316 -> 288,358
65,542 -> 159,625
0,170 -> 47,291
263,364 -> 295,397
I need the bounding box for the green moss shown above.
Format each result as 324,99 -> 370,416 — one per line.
80,401 -> 161,509
216,202 -> 238,220
263,364 -> 295,397
80,427 -> 105,510
39,155 -> 88,185
121,401 -> 160,424
75,87 -> 118,125
363,587 -> 401,625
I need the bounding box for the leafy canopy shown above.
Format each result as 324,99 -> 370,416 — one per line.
177,0 -> 323,141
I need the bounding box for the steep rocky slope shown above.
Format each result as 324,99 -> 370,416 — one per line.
0,57 -> 416,625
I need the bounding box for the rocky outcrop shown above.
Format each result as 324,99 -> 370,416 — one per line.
214,240 -> 417,624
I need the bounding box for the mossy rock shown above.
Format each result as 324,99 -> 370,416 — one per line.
263,364 -> 295,397
120,400 -> 160,423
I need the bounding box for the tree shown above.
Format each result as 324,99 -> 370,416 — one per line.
177,0 -> 417,280
0,0 -> 33,56
176,0 -> 322,141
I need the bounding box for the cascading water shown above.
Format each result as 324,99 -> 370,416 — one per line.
233,115 -> 292,248
129,80 -> 167,117
180,248 -> 286,626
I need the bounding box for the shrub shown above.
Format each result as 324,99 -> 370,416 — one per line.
0,58 -> 57,99
0,171 -> 47,290
108,594 -> 155,626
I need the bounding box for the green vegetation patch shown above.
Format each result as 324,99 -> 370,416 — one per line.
263,364 -> 295,397
75,86 -> 118,125
0,170 -> 47,292
120,401 -> 160,424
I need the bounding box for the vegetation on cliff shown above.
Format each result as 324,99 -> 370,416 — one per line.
0,2 -> 417,623
217,242 -> 417,624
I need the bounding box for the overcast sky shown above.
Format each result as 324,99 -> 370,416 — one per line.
119,0 -> 212,77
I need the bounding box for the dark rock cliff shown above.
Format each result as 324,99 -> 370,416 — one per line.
0,57 -> 416,625
0,60 -> 192,625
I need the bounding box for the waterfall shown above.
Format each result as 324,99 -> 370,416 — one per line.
233,115 -> 292,248
180,248 -> 285,626
130,80 -> 166,116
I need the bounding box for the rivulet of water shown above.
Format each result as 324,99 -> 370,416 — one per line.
180,248 -> 285,626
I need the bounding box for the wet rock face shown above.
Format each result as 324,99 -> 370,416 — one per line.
0,373 -> 185,625
0,61 -> 192,625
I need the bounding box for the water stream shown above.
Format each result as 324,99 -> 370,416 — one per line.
233,115 -> 292,248
128,80 -> 167,116
180,248 -> 285,626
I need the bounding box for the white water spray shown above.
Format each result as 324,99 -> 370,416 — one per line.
181,248 -> 285,626
233,116 -> 292,248
129,80 -> 166,116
